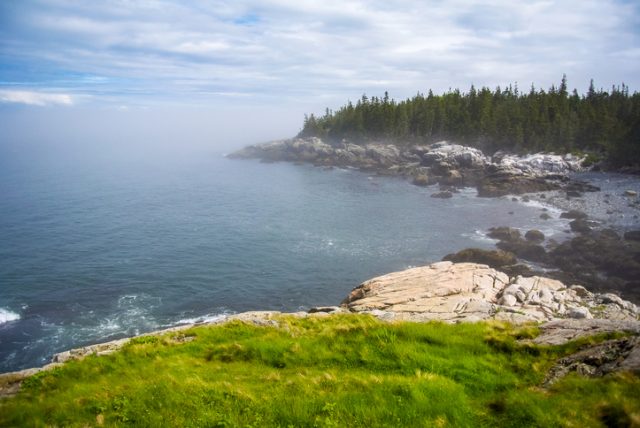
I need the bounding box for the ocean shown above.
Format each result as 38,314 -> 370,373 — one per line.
0,143 -> 637,373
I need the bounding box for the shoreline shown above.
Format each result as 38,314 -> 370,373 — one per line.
2,140 -> 639,386
228,137 -> 594,198
2,261 -> 639,396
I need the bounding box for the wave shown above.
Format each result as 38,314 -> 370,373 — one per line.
0,308 -> 20,324
175,313 -> 229,325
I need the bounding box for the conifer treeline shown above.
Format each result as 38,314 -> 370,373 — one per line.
298,77 -> 640,166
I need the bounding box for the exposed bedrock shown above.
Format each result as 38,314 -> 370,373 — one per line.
229,138 -> 588,197
341,261 -> 638,324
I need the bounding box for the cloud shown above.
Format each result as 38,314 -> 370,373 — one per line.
0,0 -> 638,109
0,90 -> 74,106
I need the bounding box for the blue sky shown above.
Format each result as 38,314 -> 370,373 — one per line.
0,0 -> 639,139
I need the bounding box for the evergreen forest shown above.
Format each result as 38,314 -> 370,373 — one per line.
298,76 -> 640,167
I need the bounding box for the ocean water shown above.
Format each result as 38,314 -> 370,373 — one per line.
0,145 -> 620,372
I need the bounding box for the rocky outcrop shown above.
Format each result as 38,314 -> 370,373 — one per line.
484,219 -> 640,304
533,319 -> 640,346
341,261 -> 639,323
532,319 -> 640,385
543,336 -> 640,385
229,138 -> 587,197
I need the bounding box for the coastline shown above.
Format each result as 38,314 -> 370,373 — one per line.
230,138 -> 640,304
2,138 -> 639,397
2,260 -> 639,398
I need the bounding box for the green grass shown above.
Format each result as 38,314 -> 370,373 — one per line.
1,314 -> 638,427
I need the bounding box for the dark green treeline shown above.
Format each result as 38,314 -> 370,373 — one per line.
299,77 -> 640,166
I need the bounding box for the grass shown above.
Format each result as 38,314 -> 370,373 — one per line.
0,314 -> 638,427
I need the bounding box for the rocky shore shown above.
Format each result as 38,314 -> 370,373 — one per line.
2,139 -> 638,399
230,137 -> 640,305
228,137 -> 589,197
2,261 -> 638,397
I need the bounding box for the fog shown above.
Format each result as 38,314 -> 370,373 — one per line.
0,106 -> 303,161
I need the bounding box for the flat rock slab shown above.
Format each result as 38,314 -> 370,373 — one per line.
533,319 -> 640,346
342,261 -> 639,323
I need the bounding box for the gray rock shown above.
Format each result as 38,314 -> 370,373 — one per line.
499,294 -> 518,307
567,307 -> 593,319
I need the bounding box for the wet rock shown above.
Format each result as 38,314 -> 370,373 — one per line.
499,264 -> 535,278
431,191 -> 453,199
547,231 -> 640,303
569,219 -> 596,233
487,227 -> 522,242
560,210 -> 588,220
443,248 -> 517,269
540,213 -> 551,220
496,240 -> 548,263
525,229 -> 545,243
477,173 -> 560,197
624,190 -> 638,197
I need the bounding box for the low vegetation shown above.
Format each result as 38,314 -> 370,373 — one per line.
1,314 -> 638,427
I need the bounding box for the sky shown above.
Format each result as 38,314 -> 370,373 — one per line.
1,0 -> 639,149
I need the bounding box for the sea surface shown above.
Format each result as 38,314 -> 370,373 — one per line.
1,144 -> 638,372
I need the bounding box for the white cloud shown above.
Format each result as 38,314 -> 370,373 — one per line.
0,90 -> 74,106
0,0 -> 638,109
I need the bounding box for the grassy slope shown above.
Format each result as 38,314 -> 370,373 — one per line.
0,314 -> 638,427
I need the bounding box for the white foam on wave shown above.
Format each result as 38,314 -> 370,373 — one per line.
461,230 -> 499,244
518,197 -> 563,215
175,313 -> 229,325
0,308 -> 20,324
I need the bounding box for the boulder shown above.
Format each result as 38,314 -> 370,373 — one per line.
487,227 -> 521,242
560,210 -> 588,220
421,141 -> 489,169
569,219 -> 597,233
365,144 -> 401,167
412,174 -> 430,187
525,229 -> 545,243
